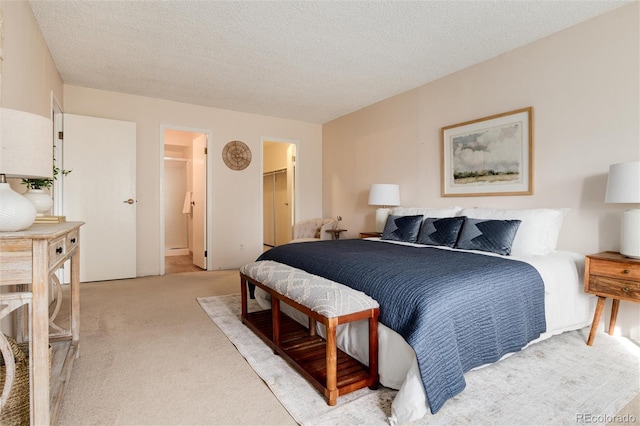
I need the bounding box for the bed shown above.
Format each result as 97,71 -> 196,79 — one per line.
248,207 -> 595,424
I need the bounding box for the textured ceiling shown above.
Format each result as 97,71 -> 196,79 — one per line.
28,1 -> 629,124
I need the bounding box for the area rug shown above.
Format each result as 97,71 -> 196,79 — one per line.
198,294 -> 639,425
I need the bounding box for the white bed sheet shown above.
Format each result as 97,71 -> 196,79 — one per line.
252,240 -> 595,424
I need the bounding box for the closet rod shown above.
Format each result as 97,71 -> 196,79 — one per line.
263,168 -> 287,177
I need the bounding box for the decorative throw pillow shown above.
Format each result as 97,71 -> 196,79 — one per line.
381,215 -> 423,243
455,218 -> 522,256
417,216 -> 466,247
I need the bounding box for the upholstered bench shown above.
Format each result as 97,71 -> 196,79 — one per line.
240,260 -> 379,405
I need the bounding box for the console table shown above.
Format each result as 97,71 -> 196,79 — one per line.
0,222 -> 83,425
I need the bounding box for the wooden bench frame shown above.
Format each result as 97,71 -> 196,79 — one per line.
240,272 -> 379,405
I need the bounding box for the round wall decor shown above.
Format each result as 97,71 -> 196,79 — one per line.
222,140 -> 252,171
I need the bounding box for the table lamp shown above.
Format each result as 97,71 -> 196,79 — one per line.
0,108 -> 53,231
605,161 -> 640,258
368,183 -> 400,232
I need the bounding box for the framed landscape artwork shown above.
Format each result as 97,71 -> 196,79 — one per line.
441,107 -> 533,197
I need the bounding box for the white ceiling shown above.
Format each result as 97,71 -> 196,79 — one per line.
28,1 -> 629,124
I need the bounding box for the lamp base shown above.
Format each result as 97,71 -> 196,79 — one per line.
620,208 -> 640,259
375,208 -> 391,233
0,182 -> 37,231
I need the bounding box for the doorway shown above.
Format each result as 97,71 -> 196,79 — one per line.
263,140 -> 296,250
162,129 -> 207,274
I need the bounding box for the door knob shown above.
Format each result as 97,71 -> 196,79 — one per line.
124,198 -> 135,204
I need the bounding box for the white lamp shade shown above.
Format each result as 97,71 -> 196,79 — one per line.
0,108 -> 53,179
369,184 -> 400,232
605,161 -> 640,259
368,184 -> 400,206
605,162 -> 640,204
0,108 -> 53,231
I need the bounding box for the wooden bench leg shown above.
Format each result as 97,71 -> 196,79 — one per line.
272,297 -> 280,354
326,320 -> 338,406
368,313 -> 379,389
309,317 -> 316,336
240,277 -> 248,322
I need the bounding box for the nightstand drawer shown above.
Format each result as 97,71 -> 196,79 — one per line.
588,276 -> 640,301
589,259 -> 640,281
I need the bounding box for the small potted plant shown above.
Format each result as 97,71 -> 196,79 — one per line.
22,165 -> 71,216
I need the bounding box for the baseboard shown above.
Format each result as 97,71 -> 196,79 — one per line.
165,248 -> 189,256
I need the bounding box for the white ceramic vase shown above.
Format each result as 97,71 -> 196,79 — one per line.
23,189 -> 53,217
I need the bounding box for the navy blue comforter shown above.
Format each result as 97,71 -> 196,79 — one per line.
257,239 -> 545,413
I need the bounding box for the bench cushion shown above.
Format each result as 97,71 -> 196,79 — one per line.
240,261 -> 379,318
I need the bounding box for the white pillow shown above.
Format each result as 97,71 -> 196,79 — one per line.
459,207 -> 570,256
392,206 -> 462,219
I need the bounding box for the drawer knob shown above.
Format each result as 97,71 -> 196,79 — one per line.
70,238 -> 76,244
622,287 -> 630,293
56,247 -> 63,254
623,269 -> 631,274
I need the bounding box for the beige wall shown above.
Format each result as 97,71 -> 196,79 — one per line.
63,85 -> 322,275
323,3 -> 640,336
0,0 -> 63,115
263,141 -> 291,172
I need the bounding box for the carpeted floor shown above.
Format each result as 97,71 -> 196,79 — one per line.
57,271 -> 296,425
199,293 -> 640,426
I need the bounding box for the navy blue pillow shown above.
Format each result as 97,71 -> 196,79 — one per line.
417,216 -> 466,247
455,218 -> 521,256
381,215 -> 423,243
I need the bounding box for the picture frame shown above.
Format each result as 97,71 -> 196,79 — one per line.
441,107 -> 533,197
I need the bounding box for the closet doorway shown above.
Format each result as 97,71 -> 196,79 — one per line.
263,140 -> 297,250
162,129 -> 208,274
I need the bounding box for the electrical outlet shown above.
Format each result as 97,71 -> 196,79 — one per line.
240,244 -> 244,251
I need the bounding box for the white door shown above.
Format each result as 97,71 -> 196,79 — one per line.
192,134 -> 207,269
263,174 -> 275,247
274,171 -> 290,246
63,114 -> 137,282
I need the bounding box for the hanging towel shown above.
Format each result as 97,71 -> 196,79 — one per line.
182,191 -> 193,214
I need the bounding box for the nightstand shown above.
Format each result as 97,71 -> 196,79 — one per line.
325,229 -> 347,240
359,232 -> 382,239
584,251 -> 640,345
